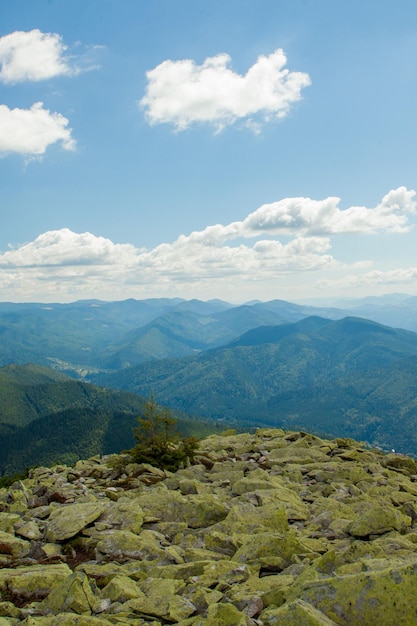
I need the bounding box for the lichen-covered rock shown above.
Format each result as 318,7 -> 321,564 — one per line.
98,497 -> 144,534
0,600 -> 21,619
232,531 -> 314,568
21,614 -> 116,625
0,564 -> 72,599
193,559 -> 250,589
137,487 -> 228,528
100,574 -> 143,603
266,445 -> 329,466
3,430 -> 417,625
45,502 -> 105,542
290,555 -> 417,625
14,520 -> 43,541
0,531 -> 30,558
347,504 -> 411,537
204,601 -> 253,625
382,453 -> 417,475
221,501 -> 288,534
96,528 -> 169,562
125,577 -> 195,621
260,598 -> 338,625
43,571 -> 99,615
0,514 -> 20,534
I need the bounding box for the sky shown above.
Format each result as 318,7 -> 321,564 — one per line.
1,0 -> 417,304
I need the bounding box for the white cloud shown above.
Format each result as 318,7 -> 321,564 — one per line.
0,102 -> 75,155
0,229 -> 139,267
0,29 -> 84,83
242,187 -> 416,236
1,187 -> 415,301
140,49 -> 311,131
0,226 -> 334,302
319,268 -> 417,290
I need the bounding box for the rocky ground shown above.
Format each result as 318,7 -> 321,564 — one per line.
1,428 -> 417,625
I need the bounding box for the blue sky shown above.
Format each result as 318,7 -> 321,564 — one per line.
1,0 -> 417,303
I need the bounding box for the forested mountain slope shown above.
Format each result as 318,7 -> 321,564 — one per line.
92,316 -> 417,456
0,364 -> 213,475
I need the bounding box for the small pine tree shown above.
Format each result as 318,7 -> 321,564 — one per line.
131,394 -> 198,471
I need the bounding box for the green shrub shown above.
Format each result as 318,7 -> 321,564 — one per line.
130,394 -> 199,471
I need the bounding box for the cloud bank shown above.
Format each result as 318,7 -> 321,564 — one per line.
0,188 -> 415,301
140,49 -> 311,131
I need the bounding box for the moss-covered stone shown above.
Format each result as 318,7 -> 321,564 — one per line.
100,574 -> 143,603
98,497 -> 144,534
126,577 -> 195,621
293,556 -> 417,625
43,572 -> 99,615
261,598 -> 338,625
96,529 -> 168,562
0,564 -> 71,599
0,531 -> 30,558
0,514 -> 20,534
204,602 -> 252,625
2,428 -> 417,625
232,531 -> 313,568
347,504 -> 411,537
45,502 -> 105,542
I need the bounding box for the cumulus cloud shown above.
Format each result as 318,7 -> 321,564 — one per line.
242,187 -> 416,236
164,187 -> 416,248
1,187 -> 415,301
140,49 -> 311,131
0,229 -> 139,268
0,102 -> 75,155
0,29 -> 85,83
0,225 -> 334,302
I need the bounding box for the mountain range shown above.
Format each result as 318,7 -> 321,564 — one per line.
2,294 -> 417,470
3,294 -> 417,376
0,297 -> 342,374
91,315 -> 417,457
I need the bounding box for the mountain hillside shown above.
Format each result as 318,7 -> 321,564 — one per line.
1,428 -> 417,624
0,298 -> 345,374
0,364 -> 213,475
2,296 -> 417,375
92,316 -> 417,456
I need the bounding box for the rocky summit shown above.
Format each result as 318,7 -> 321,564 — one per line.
1,430 -> 417,625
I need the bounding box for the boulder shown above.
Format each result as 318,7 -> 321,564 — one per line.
347,504 -> 411,538
0,514 -> 20,534
204,602 -> 252,625
100,574 -> 144,603
14,520 -> 43,541
138,488 -> 229,528
293,556 -> 417,625
126,577 -> 195,621
260,598 -> 338,625
45,502 -> 105,542
96,529 -> 168,562
0,564 -> 71,599
0,531 -> 30,558
98,497 -> 144,534
43,571 -> 99,615
232,531 -> 314,569
20,614 -> 115,625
